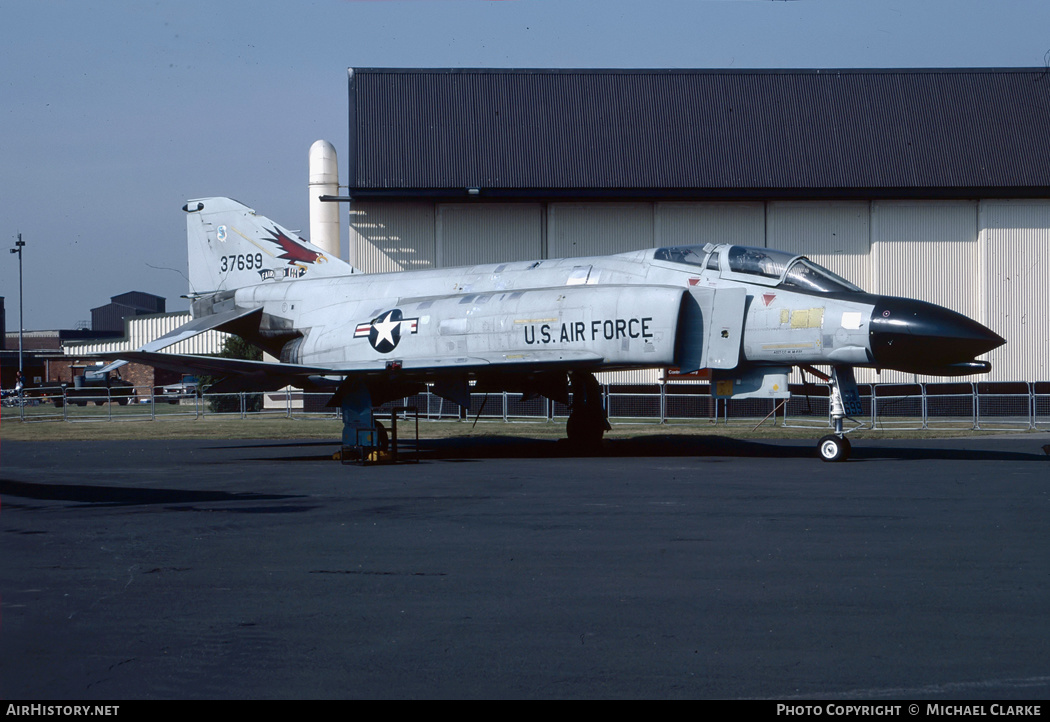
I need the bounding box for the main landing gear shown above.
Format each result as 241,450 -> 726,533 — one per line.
566,371 -> 611,448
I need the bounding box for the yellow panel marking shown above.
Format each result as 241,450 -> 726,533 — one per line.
808,307 -> 824,328
761,342 -> 815,350
789,308 -> 825,329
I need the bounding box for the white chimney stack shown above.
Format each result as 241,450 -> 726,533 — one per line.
308,139 -> 340,260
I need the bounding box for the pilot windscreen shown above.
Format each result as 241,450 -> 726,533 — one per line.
654,246 -> 705,267
781,260 -> 863,294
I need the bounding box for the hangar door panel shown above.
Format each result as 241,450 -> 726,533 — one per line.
871,201 -> 978,314
656,202 -> 765,249
349,201 -> 436,273
438,203 -> 542,267
871,201 -> 980,382
548,203 -> 653,258
983,200 -> 1050,382
767,201 -> 871,291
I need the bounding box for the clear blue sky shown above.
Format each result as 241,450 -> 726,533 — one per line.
3,0 -> 1049,330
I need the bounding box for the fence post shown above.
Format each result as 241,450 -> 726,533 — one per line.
972,382 -> 980,430
1029,379 -> 1037,432
870,384 -> 877,429
1029,381 -> 1036,430
659,380 -> 666,424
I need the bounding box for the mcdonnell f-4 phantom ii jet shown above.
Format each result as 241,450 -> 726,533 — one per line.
119,197 -> 1005,462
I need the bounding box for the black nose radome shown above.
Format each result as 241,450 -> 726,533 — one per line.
869,297 -> 1005,376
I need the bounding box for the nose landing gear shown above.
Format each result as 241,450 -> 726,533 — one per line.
805,365 -> 865,463
818,433 -> 851,462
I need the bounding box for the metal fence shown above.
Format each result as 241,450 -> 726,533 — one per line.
5,381 -> 1050,431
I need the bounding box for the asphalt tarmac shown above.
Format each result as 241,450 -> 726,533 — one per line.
2,433 -> 1049,700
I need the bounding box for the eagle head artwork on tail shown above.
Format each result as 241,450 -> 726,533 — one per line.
263,227 -> 328,266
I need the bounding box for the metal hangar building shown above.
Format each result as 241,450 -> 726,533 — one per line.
340,67 -> 1050,383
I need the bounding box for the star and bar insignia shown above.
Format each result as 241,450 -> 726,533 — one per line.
354,309 -> 419,353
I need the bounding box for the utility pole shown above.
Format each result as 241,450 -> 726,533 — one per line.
10,234 -> 24,378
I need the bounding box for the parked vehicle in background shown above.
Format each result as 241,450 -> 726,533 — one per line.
161,376 -> 199,404
49,362 -> 135,407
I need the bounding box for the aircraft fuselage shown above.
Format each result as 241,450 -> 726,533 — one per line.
215,243 -> 999,380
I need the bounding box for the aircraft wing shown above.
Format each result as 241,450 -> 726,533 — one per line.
109,350 -> 328,378
109,346 -> 606,396
113,348 -> 603,378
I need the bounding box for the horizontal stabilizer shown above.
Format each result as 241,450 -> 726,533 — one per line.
92,359 -> 129,375
139,307 -> 262,353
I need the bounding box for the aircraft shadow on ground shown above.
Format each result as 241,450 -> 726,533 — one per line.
231,435 -> 1049,463
227,434 -> 810,462
419,435 -> 1048,462
847,445 -> 1048,462
0,478 -> 308,509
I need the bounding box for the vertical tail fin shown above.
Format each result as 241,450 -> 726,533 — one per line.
184,197 -> 357,295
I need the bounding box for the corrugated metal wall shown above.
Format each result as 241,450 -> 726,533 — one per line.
349,202 -> 436,272
64,313 -> 227,356
350,69 -> 1050,195
655,202 -> 765,248
871,201 -> 980,310
767,201 -> 872,290
437,203 -> 542,266
983,200 -> 1050,382
548,203 -> 654,258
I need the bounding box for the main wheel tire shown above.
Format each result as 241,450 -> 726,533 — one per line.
566,413 -> 604,448
818,435 -> 851,462
374,420 -> 390,452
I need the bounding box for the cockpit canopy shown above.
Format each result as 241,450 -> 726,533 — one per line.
653,244 -> 864,294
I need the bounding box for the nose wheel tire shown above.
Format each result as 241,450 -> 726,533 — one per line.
818,435 -> 851,462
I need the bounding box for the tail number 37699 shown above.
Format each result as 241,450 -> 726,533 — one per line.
220,253 -> 264,272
